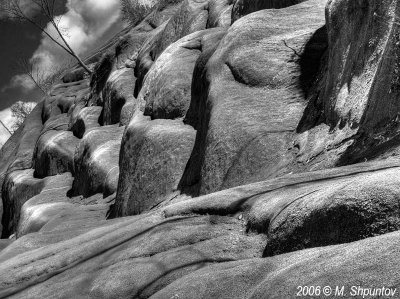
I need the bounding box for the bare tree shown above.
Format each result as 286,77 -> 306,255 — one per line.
0,120 -> 12,136
16,57 -> 71,95
10,101 -> 36,133
5,0 -> 92,74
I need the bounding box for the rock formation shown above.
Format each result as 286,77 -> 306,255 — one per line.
1,0 -> 400,297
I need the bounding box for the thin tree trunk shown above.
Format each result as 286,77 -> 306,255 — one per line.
51,20 -> 92,74
0,120 -> 12,136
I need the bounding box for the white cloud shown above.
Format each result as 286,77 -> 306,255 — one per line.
32,0 -> 121,77
1,0 -> 121,94
1,74 -> 36,94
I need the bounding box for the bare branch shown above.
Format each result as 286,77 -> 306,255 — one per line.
0,120 -> 12,136
6,0 -> 92,75
10,101 -> 36,133
15,56 -> 71,95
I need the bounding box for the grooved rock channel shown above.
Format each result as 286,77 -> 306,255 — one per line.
1,0 -> 400,297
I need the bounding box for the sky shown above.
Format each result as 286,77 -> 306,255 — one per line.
0,0 -> 124,146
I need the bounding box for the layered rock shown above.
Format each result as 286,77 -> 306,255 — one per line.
151,229 -> 400,299
2,0 -> 400,297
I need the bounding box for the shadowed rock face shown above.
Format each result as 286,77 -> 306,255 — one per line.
2,0 -> 400,297
69,106 -> 102,138
231,0 -> 308,22
72,125 -> 125,198
295,0 -> 400,168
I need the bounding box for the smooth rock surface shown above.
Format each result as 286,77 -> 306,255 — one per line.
181,0 -> 328,195
1,0 -> 400,298
34,130 -> 79,178
72,125 -> 124,197
70,106 -> 102,138
113,116 -> 196,216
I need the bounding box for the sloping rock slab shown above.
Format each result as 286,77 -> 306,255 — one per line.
16,173 -> 74,237
0,214 -> 264,298
151,230 -> 400,299
1,169 -> 44,238
165,159 -> 400,254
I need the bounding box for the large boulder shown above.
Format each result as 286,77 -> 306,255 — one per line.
135,0 -> 232,93
72,125 -> 125,197
69,106 -> 102,138
43,80 -> 90,122
102,68 -> 136,125
16,173 -> 74,237
112,115 -> 196,217
6,101 -> 44,174
1,169 -> 44,238
248,165 -> 400,256
207,0 -> 233,27
141,28 -> 226,120
0,127 -> 24,235
3,1 -> 400,298
41,114 -> 70,132
33,130 -> 79,178
180,0 -> 328,195
15,174 -> 112,238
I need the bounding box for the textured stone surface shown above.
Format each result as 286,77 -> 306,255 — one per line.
135,0 -> 232,94
232,0 -> 308,22
34,130 -> 79,178
43,80 -> 90,123
70,106 -> 102,138
294,0 -> 400,169
180,0 -> 328,195
17,173 -> 74,237
0,213 -> 264,299
1,0 -> 400,297
249,166 -> 400,256
141,28 -> 226,120
113,115 -> 195,216
1,169 -> 44,238
151,230 -> 400,299
72,125 -> 124,197
102,68 -> 136,125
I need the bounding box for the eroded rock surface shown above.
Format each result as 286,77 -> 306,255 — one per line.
2,0 -> 400,297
